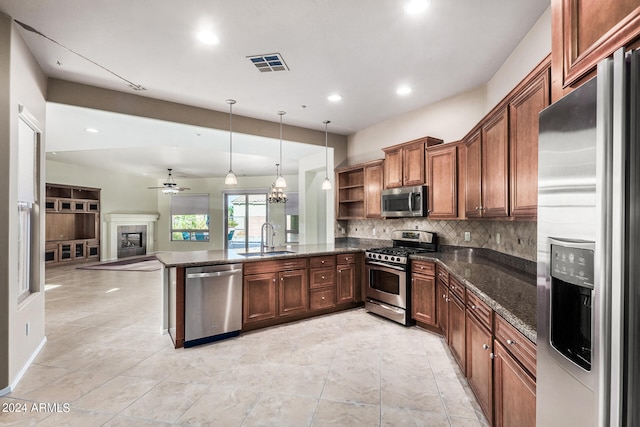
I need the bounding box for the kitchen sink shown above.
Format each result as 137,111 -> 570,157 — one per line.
237,250 -> 296,257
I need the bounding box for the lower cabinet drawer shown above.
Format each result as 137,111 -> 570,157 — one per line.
495,314 -> 537,378
310,268 -> 335,289
310,288 -> 335,310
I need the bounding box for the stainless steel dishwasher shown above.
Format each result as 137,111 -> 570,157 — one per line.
184,263 -> 242,347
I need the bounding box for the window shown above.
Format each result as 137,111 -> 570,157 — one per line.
224,192 -> 268,250
17,106 -> 40,302
170,194 -> 210,241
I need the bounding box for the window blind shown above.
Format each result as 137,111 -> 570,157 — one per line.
171,194 -> 210,215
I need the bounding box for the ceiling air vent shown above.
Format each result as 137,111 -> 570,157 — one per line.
247,53 -> 289,72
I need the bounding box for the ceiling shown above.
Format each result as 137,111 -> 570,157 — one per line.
0,0 -> 550,179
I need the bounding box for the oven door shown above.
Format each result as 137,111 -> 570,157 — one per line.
365,261 -> 406,309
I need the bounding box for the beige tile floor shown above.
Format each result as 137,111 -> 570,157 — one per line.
1,264 -> 488,426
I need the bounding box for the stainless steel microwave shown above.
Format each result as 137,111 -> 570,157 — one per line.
381,185 -> 427,217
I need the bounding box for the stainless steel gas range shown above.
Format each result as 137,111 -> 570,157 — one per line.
364,230 -> 437,325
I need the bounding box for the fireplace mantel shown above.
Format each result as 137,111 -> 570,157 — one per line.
104,212 -> 160,261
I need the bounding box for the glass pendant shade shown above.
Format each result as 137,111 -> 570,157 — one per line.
322,177 -> 332,190
275,175 -> 287,188
225,171 -> 238,185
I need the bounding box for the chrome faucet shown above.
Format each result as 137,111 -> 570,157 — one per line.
260,222 -> 275,254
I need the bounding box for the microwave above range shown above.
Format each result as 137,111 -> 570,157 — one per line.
381,185 -> 427,218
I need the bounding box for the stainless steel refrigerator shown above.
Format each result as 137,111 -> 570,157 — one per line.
537,48 -> 640,426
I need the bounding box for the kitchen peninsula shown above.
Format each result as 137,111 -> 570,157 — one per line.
156,244 -> 535,346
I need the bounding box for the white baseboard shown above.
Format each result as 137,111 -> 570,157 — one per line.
0,336 -> 47,397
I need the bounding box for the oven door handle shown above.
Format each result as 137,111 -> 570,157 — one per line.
366,260 -> 405,272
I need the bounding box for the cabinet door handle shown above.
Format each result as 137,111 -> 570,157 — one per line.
321,260 -> 325,264
321,296 -> 325,300
321,276 -> 325,279
281,277 -> 284,281
471,305 -> 477,310
272,279 -> 276,283
482,344 -> 490,350
506,339 -> 515,345
490,353 -> 496,359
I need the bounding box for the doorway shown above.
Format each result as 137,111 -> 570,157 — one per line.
224,192 -> 267,251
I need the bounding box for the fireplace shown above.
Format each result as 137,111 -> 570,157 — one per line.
104,213 -> 159,262
117,225 -> 147,258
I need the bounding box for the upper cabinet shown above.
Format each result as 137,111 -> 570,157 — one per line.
383,137 -> 443,189
481,108 -> 510,218
426,143 -> 459,219
463,59 -> 551,220
463,109 -> 509,219
551,0 -> 640,101
336,159 -> 384,220
509,69 -> 550,218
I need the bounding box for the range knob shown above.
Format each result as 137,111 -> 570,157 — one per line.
384,256 -> 389,260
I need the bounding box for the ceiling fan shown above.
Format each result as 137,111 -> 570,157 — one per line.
148,168 -> 191,194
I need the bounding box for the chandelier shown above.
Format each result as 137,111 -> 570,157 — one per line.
268,164 -> 287,203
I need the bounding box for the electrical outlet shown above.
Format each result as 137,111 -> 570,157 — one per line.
26,321 -> 30,336
372,228 -> 376,236
496,233 -> 501,244
464,232 -> 471,241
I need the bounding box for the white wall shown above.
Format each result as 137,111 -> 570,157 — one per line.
485,7 -> 552,110
0,14 -> 48,394
156,174 -> 299,252
298,150 -> 335,245
347,6 -> 552,165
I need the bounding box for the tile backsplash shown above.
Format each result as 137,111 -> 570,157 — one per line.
336,218 -> 537,261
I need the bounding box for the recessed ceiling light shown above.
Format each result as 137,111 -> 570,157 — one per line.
396,86 -> 412,96
85,128 -> 99,133
328,94 -> 343,102
404,0 -> 430,14
196,30 -> 219,45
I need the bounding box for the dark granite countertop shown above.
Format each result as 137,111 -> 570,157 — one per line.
154,243 -> 362,268
411,249 -> 537,343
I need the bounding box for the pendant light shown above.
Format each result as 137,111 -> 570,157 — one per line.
224,99 -> 238,185
321,120 -> 332,190
275,111 -> 287,188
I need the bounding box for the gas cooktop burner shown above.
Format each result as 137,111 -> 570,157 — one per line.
365,230 -> 438,266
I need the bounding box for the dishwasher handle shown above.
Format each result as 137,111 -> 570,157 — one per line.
187,269 -> 242,279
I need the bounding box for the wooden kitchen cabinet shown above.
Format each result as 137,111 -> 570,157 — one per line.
551,0 -> 640,100
464,108 -> 509,218
436,265 -> 450,336
310,255 -> 336,311
466,307 -> 494,425
383,146 -> 404,188
464,130 -> 483,218
448,290 -> 466,374
383,136 -> 443,189
411,260 -> 437,326
278,269 -> 308,317
364,160 -> 384,218
243,258 -> 308,326
481,108 -> 510,218
509,68 -> 550,218
336,253 -> 356,304
426,143 -> 458,219
243,272 -> 278,324
493,340 -> 536,427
